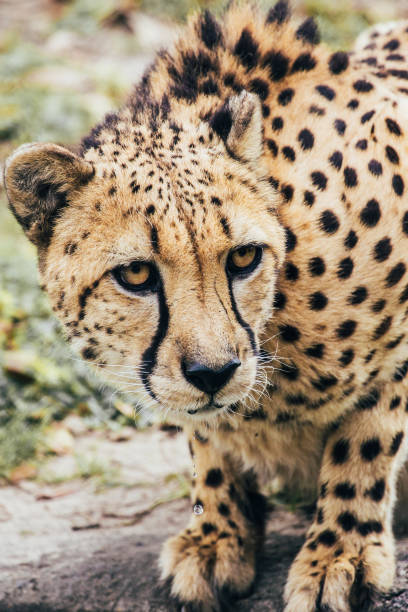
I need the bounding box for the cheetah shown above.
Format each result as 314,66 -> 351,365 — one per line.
4,1 -> 408,610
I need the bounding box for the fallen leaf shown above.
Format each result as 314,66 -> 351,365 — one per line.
9,462 -> 37,483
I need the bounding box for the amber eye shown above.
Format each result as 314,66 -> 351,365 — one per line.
226,245 -> 263,277
112,261 -> 159,293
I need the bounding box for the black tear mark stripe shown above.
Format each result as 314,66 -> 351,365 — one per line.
227,276 -> 257,354
141,278 -> 170,400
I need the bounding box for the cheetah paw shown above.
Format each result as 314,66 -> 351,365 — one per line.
284,535 -> 395,612
159,526 -> 256,610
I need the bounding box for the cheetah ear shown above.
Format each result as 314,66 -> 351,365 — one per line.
210,90 -> 263,163
4,142 -> 94,248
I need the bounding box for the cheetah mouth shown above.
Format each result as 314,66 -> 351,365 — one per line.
187,398 -> 224,415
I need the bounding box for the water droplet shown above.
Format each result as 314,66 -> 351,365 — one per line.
193,504 -> 204,515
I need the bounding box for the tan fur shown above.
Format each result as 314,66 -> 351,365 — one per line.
4,3 -> 408,610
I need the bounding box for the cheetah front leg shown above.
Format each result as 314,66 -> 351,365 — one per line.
159,427 -> 267,611
284,382 -> 408,612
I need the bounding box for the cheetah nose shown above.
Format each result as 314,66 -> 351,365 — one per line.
182,358 -> 241,395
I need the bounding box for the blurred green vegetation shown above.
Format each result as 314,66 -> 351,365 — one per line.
0,0 -> 403,477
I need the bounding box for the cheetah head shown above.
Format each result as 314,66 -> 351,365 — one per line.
4,91 -> 285,424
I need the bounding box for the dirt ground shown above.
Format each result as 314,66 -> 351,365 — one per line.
0,427 -> 407,611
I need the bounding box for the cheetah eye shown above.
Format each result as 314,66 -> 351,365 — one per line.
112,261 -> 159,293
226,245 -> 263,278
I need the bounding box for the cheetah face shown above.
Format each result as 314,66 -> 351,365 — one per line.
5,93 -> 286,423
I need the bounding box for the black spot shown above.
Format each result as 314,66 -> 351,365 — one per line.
218,502 -> 230,516
390,396 -> 401,410
317,508 -> 324,524
82,347 -> 96,360
272,116 -> 284,131
311,374 -> 337,391
337,257 -> 353,279
385,145 -> 399,164
281,183 -> 294,202
334,119 -> 346,135
220,217 -> 231,237
402,212 -> 408,235
394,359 -> 408,381
296,17 -> 320,45
309,256 -> 325,276
308,292 -> 328,310
383,38 -> 400,51
368,160 -> 383,176
279,324 -> 300,342
200,78 -> 219,95
108,185 -> 117,196
386,118 -> 402,136
146,204 -> 155,215
262,51 -> 289,81
298,128 -> 314,150
334,481 -> 356,499
372,315 -> 392,340
347,99 -> 359,109
205,468 -> 224,487
202,522 -> 217,535
266,1 -> 290,25
267,139 -> 278,157
360,438 -> 382,461
355,388 -> 380,410
199,10 -> 222,49
361,110 -> 375,124
309,104 -> 325,116
285,226 -> 297,252
400,285 -> 408,303
366,478 -> 385,501
285,262 -> 299,281
320,483 -> 328,498
233,29 -> 259,70
329,151 -> 343,170
344,167 -> 357,187
312,172 -> 328,191
292,53 -> 316,73
345,230 -> 358,249
392,174 -> 404,196
304,191 -> 315,206
329,51 -> 349,74
372,299 -> 386,313
249,78 -> 269,101
348,287 -> 367,305
319,210 -> 339,233
358,521 -> 383,536
282,146 -> 296,161
64,242 -> 77,255
315,85 -> 335,100
386,262 -> 406,287
356,139 -> 368,150
273,291 -> 286,310
280,362 -> 299,381
360,199 -> 380,227
390,432 -> 404,456
211,196 -> 222,206
336,320 -> 357,339
318,530 -> 337,546
353,80 -> 374,92
305,344 -> 325,359
339,348 -> 354,367
337,511 -> 357,532
332,439 -> 350,464
278,88 -> 294,106
374,237 -> 392,262
210,105 -> 232,141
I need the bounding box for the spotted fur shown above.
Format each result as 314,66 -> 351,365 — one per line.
4,3 -> 408,610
